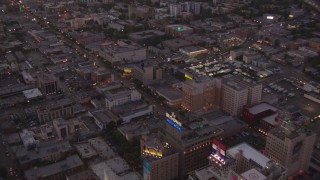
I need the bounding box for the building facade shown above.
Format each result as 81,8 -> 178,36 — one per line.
182,77 -> 220,112
266,118 -> 316,176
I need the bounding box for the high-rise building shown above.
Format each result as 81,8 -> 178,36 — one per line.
221,75 -> 262,116
140,135 -> 179,180
265,118 -> 316,176
160,112 -> 223,178
182,77 -> 220,112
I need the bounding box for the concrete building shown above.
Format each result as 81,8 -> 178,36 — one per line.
266,119 -> 316,176
165,24 -> 193,38
242,103 -> 279,134
36,98 -> 75,123
141,135 -> 179,180
160,112 -> 223,178
128,30 -> 166,45
88,110 -> 119,130
170,4 -> 181,18
105,88 -> 141,110
24,155 -> 85,180
90,157 -> 142,180
66,169 -> 99,180
13,140 -> 73,169
53,119 -> 70,140
190,142 -> 287,180
221,75 -> 262,116
38,73 -> 59,95
182,77 -> 220,112
98,40 -> 147,64
112,101 -> 153,124
91,67 -> 114,85
133,64 -> 162,85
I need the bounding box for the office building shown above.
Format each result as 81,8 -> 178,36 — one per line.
182,77 -> 220,112
265,116 -> 316,176
221,75 -> 262,116
133,64 -> 162,85
160,112 -> 223,178
141,135 -> 179,180
190,142 -> 287,180
105,87 -> 141,110
38,73 -> 59,95
37,98 -> 75,123
170,4 -> 181,18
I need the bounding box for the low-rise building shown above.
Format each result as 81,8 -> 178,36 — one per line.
24,155 -> 85,180
98,40 -> 147,64
90,157 -> 142,180
89,110 -> 119,130
165,24 -> 193,38
133,64 -> 162,85
105,87 -> 141,110
36,98 -> 75,123
191,142 -> 287,180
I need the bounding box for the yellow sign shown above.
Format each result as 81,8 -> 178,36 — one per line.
124,68 -> 132,73
185,74 -> 192,80
166,112 -> 182,127
144,147 -> 163,157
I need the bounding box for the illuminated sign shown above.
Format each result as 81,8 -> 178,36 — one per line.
166,112 -> 182,132
166,112 -> 182,126
184,74 -> 193,80
210,139 -> 227,165
124,68 -> 132,73
144,146 -> 163,157
266,16 -> 274,20
177,26 -> 182,31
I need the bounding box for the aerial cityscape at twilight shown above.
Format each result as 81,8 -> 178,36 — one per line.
0,0 -> 320,179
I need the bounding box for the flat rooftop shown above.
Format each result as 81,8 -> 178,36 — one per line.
155,87 -> 182,101
248,103 -> 278,115
241,168 -> 267,180
129,30 -> 165,40
23,88 -> 42,100
227,143 -> 271,168
24,155 -> 84,179
90,157 -> 141,180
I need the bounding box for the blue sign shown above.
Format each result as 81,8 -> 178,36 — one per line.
166,118 -> 182,132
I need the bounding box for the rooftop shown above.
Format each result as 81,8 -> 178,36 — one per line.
248,103 -> 278,115
24,155 -> 84,179
227,143 -> 271,168
66,169 -> 99,180
90,157 -> 142,180
13,140 -> 73,164
241,168 -> 267,180
22,88 -> 43,100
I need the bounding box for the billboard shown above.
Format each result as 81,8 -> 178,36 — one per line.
210,139 -> 227,164
166,112 -> 182,132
